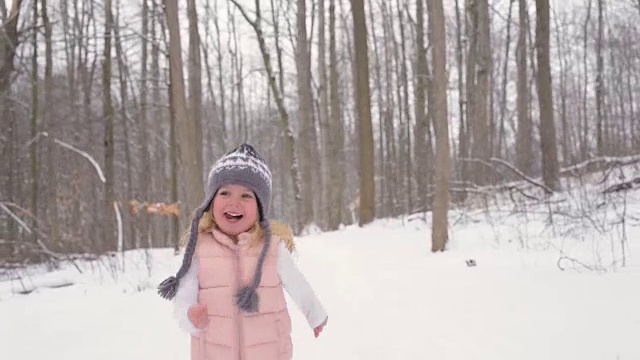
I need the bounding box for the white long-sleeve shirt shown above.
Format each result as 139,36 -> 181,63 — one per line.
173,242 -> 327,334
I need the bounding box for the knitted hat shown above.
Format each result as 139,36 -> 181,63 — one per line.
158,143 -> 273,313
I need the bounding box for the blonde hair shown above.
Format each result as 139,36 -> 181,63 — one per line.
180,209 -> 295,253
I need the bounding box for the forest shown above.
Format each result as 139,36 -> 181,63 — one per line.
1,0 -> 639,264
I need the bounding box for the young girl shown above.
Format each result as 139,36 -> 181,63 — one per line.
158,143 -> 328,360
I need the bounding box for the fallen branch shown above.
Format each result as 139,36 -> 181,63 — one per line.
557,256 -> 603,272
489,157 -> 553,194
603,177 -> 640,194
461,157 -> 553,195
0,202 -> 83,272
50,135 -> 106,183
559,154 -> 640,177
0,203 -> 32,234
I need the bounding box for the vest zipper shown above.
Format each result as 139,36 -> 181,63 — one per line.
234,247 -> 245,360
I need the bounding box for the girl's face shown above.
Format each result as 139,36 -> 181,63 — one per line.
211,184 -> 259,237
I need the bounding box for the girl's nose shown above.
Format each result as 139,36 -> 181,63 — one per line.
228,195 -> 242,205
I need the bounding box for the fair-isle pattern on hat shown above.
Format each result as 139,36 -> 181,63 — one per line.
158,143 -> 273,313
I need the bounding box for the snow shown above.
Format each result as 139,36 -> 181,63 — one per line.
2,172 -> 640,360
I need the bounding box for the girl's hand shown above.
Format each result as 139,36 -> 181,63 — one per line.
188,304 -> 209,329
313,317 -> 328,338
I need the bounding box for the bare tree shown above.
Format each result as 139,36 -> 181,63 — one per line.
40,0 -> 60,248
371,1 -> 386,217
0,1 -> 22,256
296,0 -> 316,229
0,0 -> 21,99
103,0 -> 116,251
454,0 -> 467,201
113,2 -> 135,249
151,0 -> 172,248
413,0 -> 433,211
213,0 -> 228,149
535,0 -> 560,190
461,0 -> 477,192
188,0 -> 203,174
30,0 -> 38,247
318,0 -> 331,228
595,0 -> 605,155
427,0 -> 450,252
516,0 -> 533,175
350,0 -> 375,225
496,0 -> 514,159
327,0 -> 346,230
580,0 -> 593,160
164,0 -> 205,215
138,0 -> 151,247
386,0 -> 410,216
467,0 -> 491,185
229,0 -> 304,231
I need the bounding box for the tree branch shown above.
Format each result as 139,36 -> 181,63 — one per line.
37,133 -> 107,183
489,157 -> 553,194
559,154 -> 640,177
603,177 -> 640,194
228,0 -> 258,29
0,202 -> 31,234
461,157 -> 553,194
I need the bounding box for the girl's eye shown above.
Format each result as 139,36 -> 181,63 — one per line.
241,193 -> 254,199
218,190 -> 230,196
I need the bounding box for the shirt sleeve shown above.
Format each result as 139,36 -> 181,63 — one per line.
172,256 -> 200,334
277,242 -> 328,329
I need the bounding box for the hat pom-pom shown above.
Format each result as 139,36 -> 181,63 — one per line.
235,286 -> 259,313
158,276 -> 179,300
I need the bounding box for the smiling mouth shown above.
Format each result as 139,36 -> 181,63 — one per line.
224,212 -> 243,220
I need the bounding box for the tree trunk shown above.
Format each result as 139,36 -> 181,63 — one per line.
470,0 -> 491,185
581,0 -> 592,160
370,2 -> 389,217
595,0 -> 604,155
0,0 -> 21,258
535,0 -> 560,190
164,0 -> 205,215
270,0 -> 286,96
516,0 -> 533,175
103,0 -> 116,252
30,0 -> 39,247
114,4 -> 135,250
0,0 -> 21,97
213,0 -> 228,149
414,0 -> 433,211
139,0 -> 151,247
427,0 -> 450,252
80,0 -> 100,250
150,0 -> 166,248
327,0 -> 345,230
350,0 -> 375,226
41,0 -> 60,250
296,0 -> 315,229
187,0 -> 203,175
463,0 -> 477,190
552,7 -> 571,165
318,0 -> 331,229
454,0 -> 467,202
168,64 -> 180,251
497,0 -> 514,160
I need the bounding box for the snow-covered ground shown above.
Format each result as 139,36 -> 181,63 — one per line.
2,168 -> 640,360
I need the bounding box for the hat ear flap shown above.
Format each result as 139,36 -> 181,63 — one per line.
256,197 -> 265,222
157,193 -> 214,301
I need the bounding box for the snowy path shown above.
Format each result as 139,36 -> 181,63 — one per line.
1,220 -> 640,360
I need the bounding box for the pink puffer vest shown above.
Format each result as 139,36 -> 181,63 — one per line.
191,228 -> 293,360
